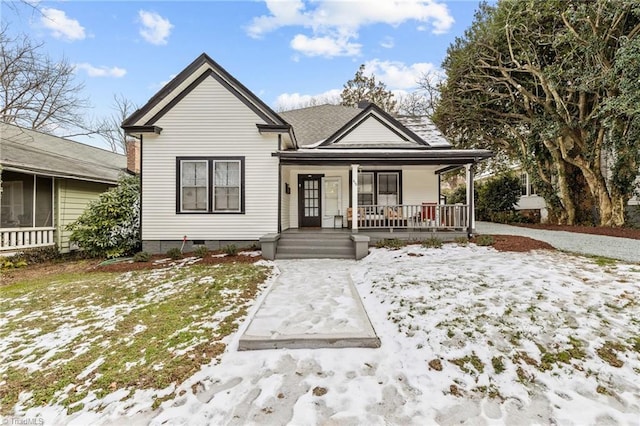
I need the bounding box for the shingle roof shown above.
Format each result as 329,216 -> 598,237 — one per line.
1,123 -> 127,184
280,104 -> 361,147
395,115 -> 451,148
280,104 -> 451,148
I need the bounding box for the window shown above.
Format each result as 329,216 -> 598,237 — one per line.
377,173 -> 399,206
181,160 -> 208,211
177,157 -> 244,213
214,161 -> 240,211
520,172 -> 528,196
520,172 -> 536,196
358,172 -> 374,206
1,171 -> 53,228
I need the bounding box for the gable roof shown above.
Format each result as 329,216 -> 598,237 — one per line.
1,123 -> 126,184
280,104 -> 361,147
122,53 -> 288,130
280,103 -> 451,149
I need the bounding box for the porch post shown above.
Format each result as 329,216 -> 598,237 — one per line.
465,163 -> 475,237
351,164 -> 359,232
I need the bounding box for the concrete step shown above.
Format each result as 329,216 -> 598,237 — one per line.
279,232 -> 351,240
275,252 -> 355,260
277,245 -> 354,255
277,239 -> 352,248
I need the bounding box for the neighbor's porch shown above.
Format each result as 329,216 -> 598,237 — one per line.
1,170 -> 55,252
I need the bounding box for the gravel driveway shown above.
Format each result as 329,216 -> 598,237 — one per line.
476,221 -> 640,263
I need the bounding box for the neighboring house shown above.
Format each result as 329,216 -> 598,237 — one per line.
480,166 -> 640,224
1,123 -> 128,253
122,53 -> 492,259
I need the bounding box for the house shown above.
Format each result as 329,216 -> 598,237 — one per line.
0,123 -> 128,253
122,53 -> 492,259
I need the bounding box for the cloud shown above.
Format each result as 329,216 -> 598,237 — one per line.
40,8 -> 86,41
247,0 -> 454,57
274,89 -> 342,111
380,36 -> 394,49
75,63 -> 127,78
138,10 -> 173,45
363,59 -> 442,90
291,34 -> 361,57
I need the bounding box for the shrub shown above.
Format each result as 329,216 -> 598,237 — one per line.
222,244 -> 238,256
193,245 -> 209,258
17,246 -> 61,264
166,248 -> 183,260
375,238 -> 404,250
454,236 -> 469,246
133,251 -> 151,262
475,235 -> 494,246
66,175 -> 140,258
421,236 -> 443,249
476,174 -> 521,221
0,257 -> 27,270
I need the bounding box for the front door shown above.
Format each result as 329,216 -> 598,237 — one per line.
298,174 -> 323,227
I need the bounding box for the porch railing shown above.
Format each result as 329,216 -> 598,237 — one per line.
0,227 -> 56,251
348,204 -> 468,230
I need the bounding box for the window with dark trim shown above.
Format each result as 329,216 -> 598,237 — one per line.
351,170 -> 402,206
176,157 -> 245,214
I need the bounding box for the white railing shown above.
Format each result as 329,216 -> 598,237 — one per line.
0,227 -> 56,251
348,204 -> 468,230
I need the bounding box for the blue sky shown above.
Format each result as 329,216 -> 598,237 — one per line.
3,0 -> 483,148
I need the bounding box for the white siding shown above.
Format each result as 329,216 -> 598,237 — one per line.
281,170 -> 290,230
401,166 -> 439,205
334,116 -> 416,146
142,76 -> 279,241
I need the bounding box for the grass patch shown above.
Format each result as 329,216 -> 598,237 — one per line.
475,235 -> 494,247
591,256 -> 617,267
491,356 -> 505,374
0,262 -> 270,414
596,341 -> 626,368
375,238 -> 405,250
421,237 -> 443,249
449,352 -> 484,375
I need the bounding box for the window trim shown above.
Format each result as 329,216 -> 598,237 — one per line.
176,156 -> 245,214
349,169 -> 403,207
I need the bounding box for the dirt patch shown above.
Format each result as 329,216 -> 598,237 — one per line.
1,252 -> 264,286
93,252 -> 263,273
515,223 -> 640,240
1,259 -> 102,287
473,235 -> 555,252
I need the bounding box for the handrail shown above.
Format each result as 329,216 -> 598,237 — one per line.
348,204 -> 468,230
0,227 -> 56,250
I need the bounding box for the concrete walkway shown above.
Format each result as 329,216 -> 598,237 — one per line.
476,221 -> 640,263
239,259 -> 380,350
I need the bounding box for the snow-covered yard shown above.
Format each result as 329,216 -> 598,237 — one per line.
2,244 -> 640,425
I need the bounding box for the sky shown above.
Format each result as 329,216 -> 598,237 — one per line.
2,0 -> 484,149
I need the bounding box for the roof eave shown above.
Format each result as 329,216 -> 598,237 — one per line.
121,125 -> 163,135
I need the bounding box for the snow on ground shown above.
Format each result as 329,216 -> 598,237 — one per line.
13,245 -> 640,425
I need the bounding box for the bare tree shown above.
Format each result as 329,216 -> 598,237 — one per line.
397,70 -> 442,118
0,26 -> 90,134
93,94 -> 137,153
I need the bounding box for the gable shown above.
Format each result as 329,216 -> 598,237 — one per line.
320,105 -> 429,149
122,53 -> 286,128
331,114 -> 418,147
153,72 -> 271,128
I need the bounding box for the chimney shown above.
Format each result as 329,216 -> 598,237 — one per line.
126,138 -> 141,174
357,100 -> 371,109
